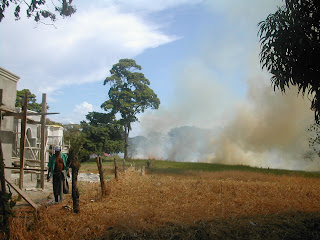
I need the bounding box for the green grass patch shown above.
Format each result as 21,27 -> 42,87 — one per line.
128,159 -> 320,178
80,159 -> 320,178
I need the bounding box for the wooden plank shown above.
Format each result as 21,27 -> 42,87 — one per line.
13,158 -> 43,162
12,170 -> 41,174
5,178 -> 38,210
27,112 -> 59,116
5,167 -> 47,171
25,147 -> 41,150
3,112 -> 59,117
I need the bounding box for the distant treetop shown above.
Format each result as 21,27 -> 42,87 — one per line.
16,89 -> 49,113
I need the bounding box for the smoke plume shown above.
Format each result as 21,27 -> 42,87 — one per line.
131,66 -> 319,170
212,77 -> 316,170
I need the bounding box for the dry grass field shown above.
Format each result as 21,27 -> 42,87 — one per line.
6,162 -> 320,240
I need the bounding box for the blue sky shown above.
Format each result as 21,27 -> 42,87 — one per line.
1,0 -> 282,133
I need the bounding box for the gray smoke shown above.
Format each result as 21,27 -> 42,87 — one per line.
130,67 -> 319,170
212,78 -> 318,170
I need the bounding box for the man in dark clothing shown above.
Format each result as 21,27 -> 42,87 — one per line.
47,146 -> 69,202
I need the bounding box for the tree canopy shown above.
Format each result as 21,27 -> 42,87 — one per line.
16,89 -> 49,112
0,0 -> 76,22
258,0 -> 320,121
102,58 -> 160,160
80,112 -> 123,156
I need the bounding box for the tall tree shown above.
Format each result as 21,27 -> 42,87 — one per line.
16,89 -> 49,113
102,58 -> 160,161
0,0 -> 76,22
258,0 -> 320,121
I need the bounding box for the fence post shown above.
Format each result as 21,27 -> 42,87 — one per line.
114,158 -> 118,180
96,156 -> 107,197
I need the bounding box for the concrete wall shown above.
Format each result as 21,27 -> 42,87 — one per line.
14,117 -> 40,162
0,67 -> 20,179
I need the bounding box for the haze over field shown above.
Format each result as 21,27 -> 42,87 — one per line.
132,72 -> 317,171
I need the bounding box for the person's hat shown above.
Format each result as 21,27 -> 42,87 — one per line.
54,145 -> 61,151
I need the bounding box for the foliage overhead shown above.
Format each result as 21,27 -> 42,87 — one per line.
258,0 -> 320,121
16,89 -> 49,113
0,0 -> 76,22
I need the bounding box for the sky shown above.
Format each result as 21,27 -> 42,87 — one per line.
2,0 -> 318,170
1,0 -> 281,124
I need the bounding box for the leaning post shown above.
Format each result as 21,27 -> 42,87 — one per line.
19,91 -> 28,190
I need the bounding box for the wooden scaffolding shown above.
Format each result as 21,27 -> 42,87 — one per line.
0,89 -> 58,208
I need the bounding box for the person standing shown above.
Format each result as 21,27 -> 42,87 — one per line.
47,146 -> 69,203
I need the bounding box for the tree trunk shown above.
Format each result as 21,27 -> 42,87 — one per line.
114,158 -> 118,180
96,156 -> 107,197
69,148 -> 80,213
71,162 -> 80,213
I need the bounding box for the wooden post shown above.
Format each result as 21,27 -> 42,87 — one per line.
96,156 -> 107,197
0,89 -> 10,238
69,147 -> 80,213
40,94 -> 46,189
19,92 -> 28,190
0,88 -> 2,105
114,158 -> 118,180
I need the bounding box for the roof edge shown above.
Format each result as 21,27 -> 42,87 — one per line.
0,67 -> 20,83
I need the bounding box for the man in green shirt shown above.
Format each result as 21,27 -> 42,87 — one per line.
47,146 -> 69,203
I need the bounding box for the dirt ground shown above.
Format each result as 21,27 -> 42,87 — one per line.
10,173 -> 55,206
10,171 -> 100,207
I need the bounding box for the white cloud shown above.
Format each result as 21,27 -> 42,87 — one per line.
75,102 -> 94,115
52,102 -> 94,124
0,4 -> 179,98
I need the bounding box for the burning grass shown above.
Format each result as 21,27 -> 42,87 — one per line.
7,168 -> 320,239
